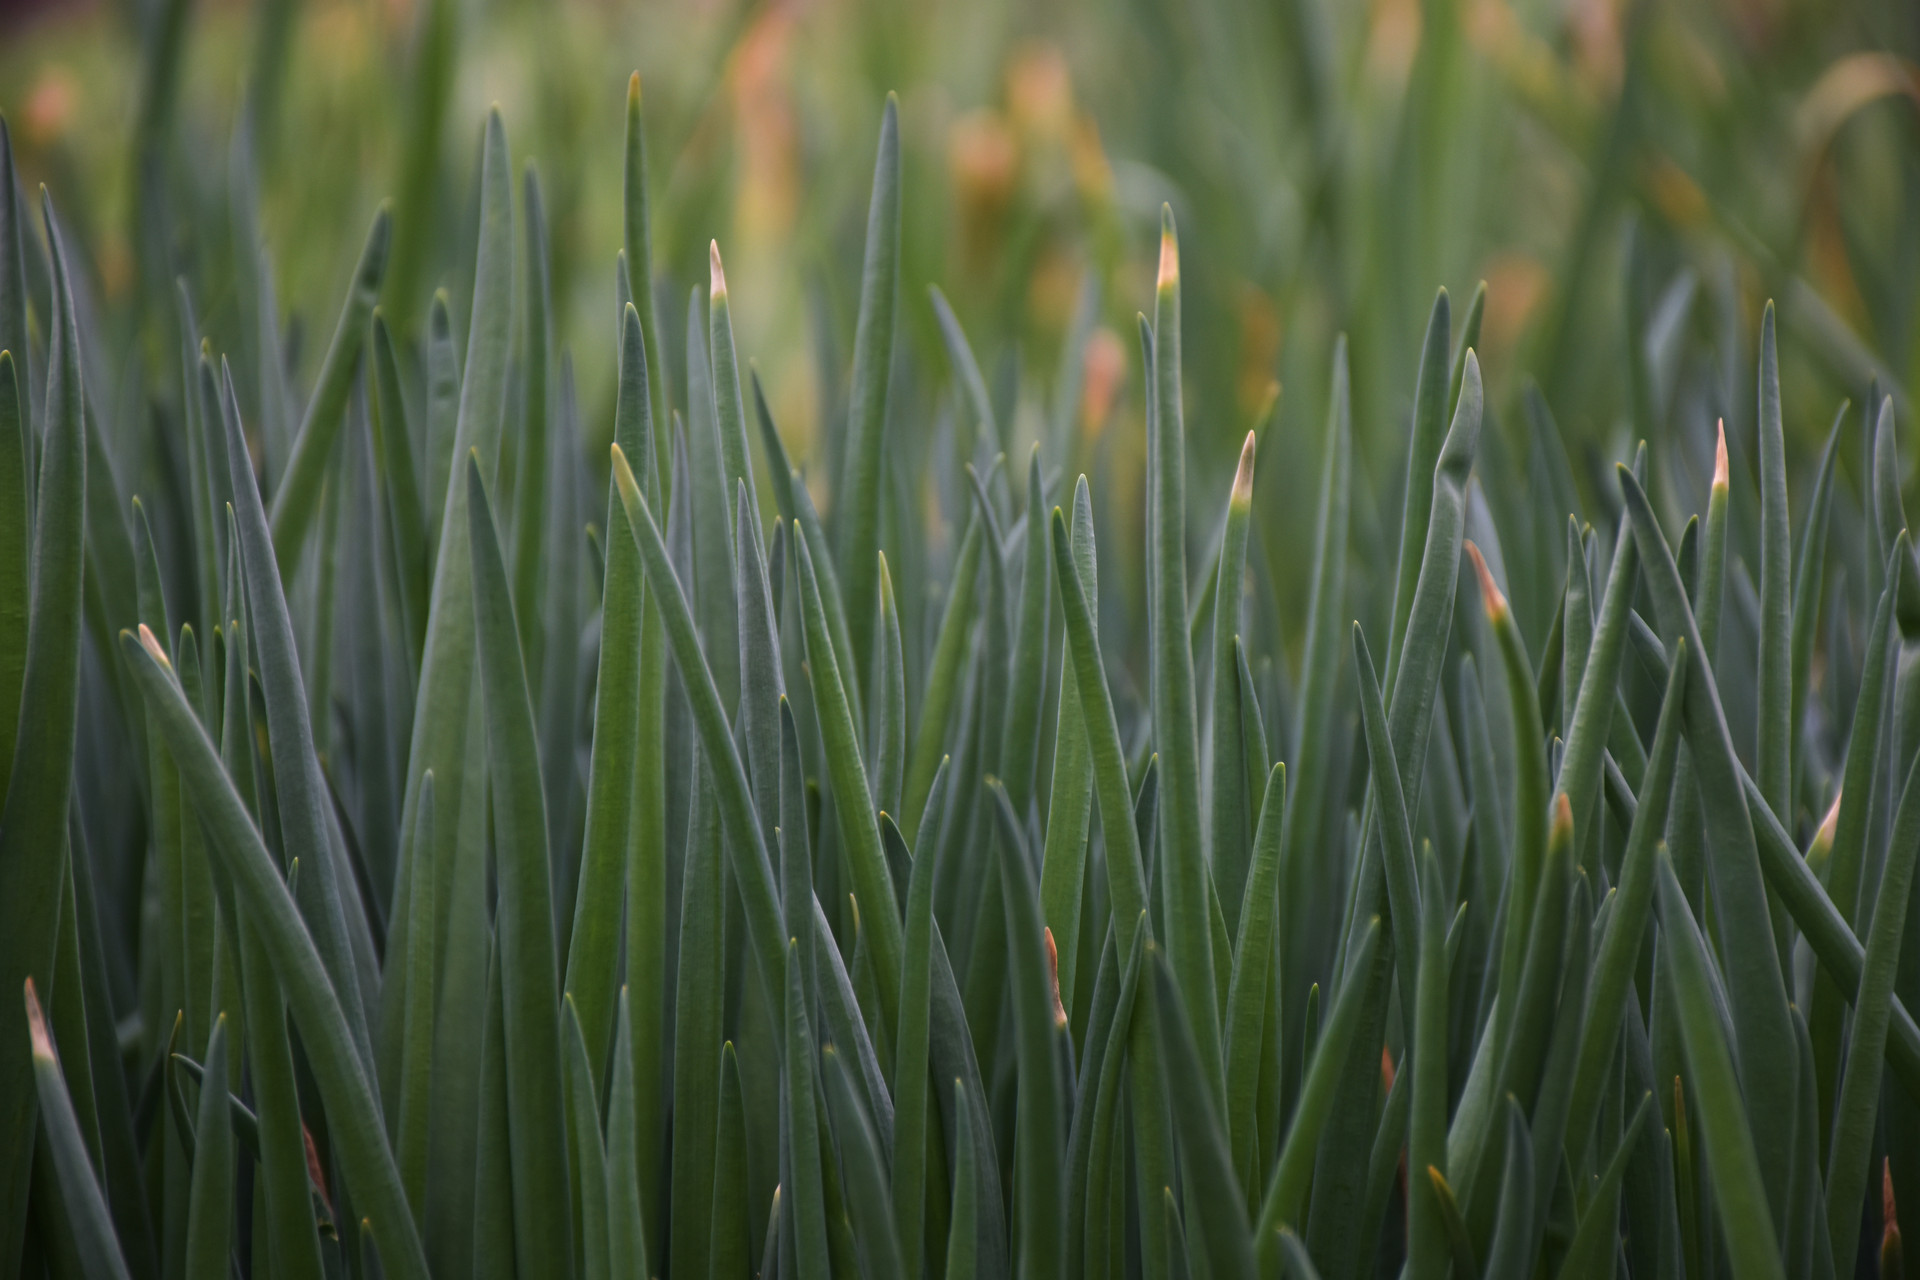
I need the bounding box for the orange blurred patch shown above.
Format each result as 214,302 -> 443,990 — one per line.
729,7 -> 799,245
1237,284 -> 1282,420
24,64 -> 76,146
1081,327 -> 1127,442
1479,253 -> 1550,363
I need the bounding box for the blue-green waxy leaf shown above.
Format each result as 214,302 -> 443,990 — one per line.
606,989 -> 652,1280
894,754 -> 949,1277
182,1016 -> 233,1279
1826,727 -> 1920,1274
1482,1099 -> 1534,1280
1386,288 -> 1452,679
837,93 -> 901,679
1254,916 -> 1381,1247
1406,844 -> 1449,1280
1754,301 -> 1791,818
1654,849 -> 1786,1279
1619,462 -> 1797,1223
795,526 -> 904,1024
1209,433 -> 1257,936
1001,446 -> 1052,814
0,351 -> 27,793
1146,208 -> 1224,1102
25,981 -> 132,1280
1352,623 -> 1423,1028
710,1042 -> 751,1280
219,360 -> 373,1069
564,996 -> 612,1280
511,164 -> 554,673
611,445 -> 786,998
465,454 -> 572,1278
821,1044 -> 904,1280
1146,948 -> 1255,1280
1050,504 -> 1150,962
946,1082 -> 979,1280
1041,479 -> 1098,1013
989,778 -> 1066,1280
784,937 -> 831,1280
269,203 -> 392,567
670,750 -> 722,1280
385,112 -> 514,1136
566,304 -> 652,1083
370,312 -> 431,670
1224,762 -> 1283,1205
624,72 -> 669,450
119,630 -> 428,1278
1,195 -> 87,1264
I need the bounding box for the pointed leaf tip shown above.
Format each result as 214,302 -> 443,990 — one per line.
1157,213 -> 1178,289
1551,791 -> 1572,841
710,241 -> 727,298
1231,431 -> 1256,505
1465,540 -> 1507,621
137,623 -> 171,669
1714,420 -> 1729,488
23,977 -> 51,1061
628,71 -> 641,103
1043,927 -> 1068,1028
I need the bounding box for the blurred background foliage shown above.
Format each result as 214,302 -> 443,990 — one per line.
1,0 -> 1917,669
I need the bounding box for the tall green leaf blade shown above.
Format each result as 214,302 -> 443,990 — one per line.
606,989 -> 652,1280
872,551 -> 907,816
465,454 -> 572,1278
669,751 -> 722,1280
1385,289 -> 1452,679
1654,850 -> 1786,1279
182,1016 -> 232,1278
837,94 -> 901,679
564,997 -> 611,1280
1146,209 -> 1222,1093
1050,505 -> 1150,961
1620,462 -> 1797,1221
386,111 -> 515,1121
1209,434 -> 1257,935
565,305 -> 651,1080
1754,301 -> 1791,816
1040,480 -> 1098,1012
709,1042 -> 751,1280
1407,844 -> 1449,1280
120,631 -> 427,1277
219,362 -> 373,1067
510,165 -> 554,671
623,72 -> 669,454
268,204 -> 391,567
612,444 -> 786,995
1351,623 -> 1424,1025
1825,725 -> 1920,1273
0,195 -> 86,1266
989,779 -> 1065,1280
1253,916 -> 1380,1246
1146,948 -> 1255,1280
24,982 -> 131,1280
795,528 -> 903,1022
821,1044 -> 904,1279
1224,763 -> 1283,1205
784,937 -> 831,1280
893,754 -> 949,1276
1001,446 -> 1052,812
0,351 -> 26,791
370,313 -> 430,670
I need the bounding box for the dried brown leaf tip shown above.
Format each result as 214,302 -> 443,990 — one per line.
1713,419 -> 1729,490
23,977 -> 53,1062
1465,540 -> 1508,624
1043,927 -> 1068,1029
1231,431 -> 1256,508
710,240 -> 727,301
1550,791 -> 1573,845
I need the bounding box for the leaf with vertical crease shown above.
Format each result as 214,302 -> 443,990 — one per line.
838,93 -> 901,679
269,204 -> 390,566
1,195 -> 87,1264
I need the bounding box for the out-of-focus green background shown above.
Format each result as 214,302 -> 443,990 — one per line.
2,0 -> 1916,620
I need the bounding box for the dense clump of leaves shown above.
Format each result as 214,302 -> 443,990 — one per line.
3,22 -> 1920,1280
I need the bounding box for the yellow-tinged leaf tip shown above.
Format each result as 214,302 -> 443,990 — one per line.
1550,791 -> 1573,842
1231,431 -> 1256,506
628,71 -> 642,105
1813,790 -> 1842,855
1714,420 -> 1729,489
1043,927 -> 1069,1029
709,241 -> 727,299
1157,214 -> 1179,291
1464,541 -> 1507,623
23,977 -> 52,1062
137,623 -> 171,670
